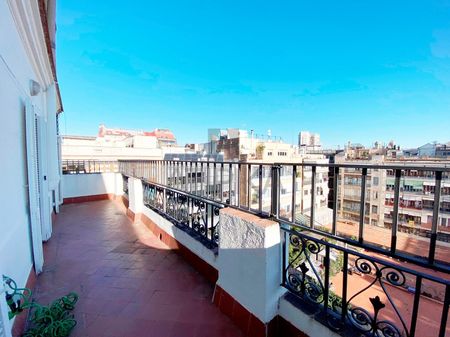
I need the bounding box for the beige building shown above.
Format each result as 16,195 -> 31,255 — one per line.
62,125 -> 188,161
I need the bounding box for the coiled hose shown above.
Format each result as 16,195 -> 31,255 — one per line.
23,292 -> 79,337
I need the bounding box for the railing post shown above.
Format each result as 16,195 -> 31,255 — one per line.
247,164 -> 251,210
291,165 -> 296,223
213,163 -> 217,200
391,169 -> 402,255
271,165 -> 280,218
220,163 -> 224,203
332,166 -> 339,235
359,167 -> 367,244
429,170 -> 442,264
310,165 -> 316,228
163,186 -> 167,213
259,164 -> 263,214
228,163 -> 232,205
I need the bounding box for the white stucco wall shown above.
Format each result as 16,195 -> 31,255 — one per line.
279,296 -> 341,337
61,173 -> 123,199
0,1 -> 61,334
217,209 -> 285,323
0,0 -> 56,287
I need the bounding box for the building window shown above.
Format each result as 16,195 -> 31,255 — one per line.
371,205 -> 378,214
278,151 -> 287,156
373,177 -> 379,186
267,152 -> 272,156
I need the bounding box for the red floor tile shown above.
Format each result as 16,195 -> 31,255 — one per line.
31,200 -> 245,337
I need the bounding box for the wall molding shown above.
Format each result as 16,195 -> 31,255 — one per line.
5,0 -> 53,88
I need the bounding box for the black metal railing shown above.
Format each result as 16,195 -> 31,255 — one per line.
118,160 -> 450,335
281,224 -> 450,337
119,159 -> 450,272
62,160 -> 118,174
142,180 -> 223,248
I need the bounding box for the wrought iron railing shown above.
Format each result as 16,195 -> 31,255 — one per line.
142,180 -> 223,248
62,160 -> 118,174
119,159 -> 450,272
118,160 -> 450,335
281,223 -> 450,337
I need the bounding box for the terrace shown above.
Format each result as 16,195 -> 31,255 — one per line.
22,160 -> 450,337
32,200 -> 244,337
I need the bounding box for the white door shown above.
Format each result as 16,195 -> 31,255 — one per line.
25,100 -> 44,274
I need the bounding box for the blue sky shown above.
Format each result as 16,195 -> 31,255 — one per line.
57,0 -> 450,148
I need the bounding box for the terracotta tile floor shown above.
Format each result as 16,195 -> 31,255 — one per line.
32,200 -> 245,337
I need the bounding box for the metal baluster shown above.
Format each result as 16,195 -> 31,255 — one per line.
409,276 -> 422,337
439,284 -> 450,337
198,162 -> 201,196
195,162 -> 198,196
341,251 -> 348,323
332,167 -> 339,235
429,171 -> 442,264
205,202 -> 209,241
247,164 -> 251,210
213,163 -> 216,200
359,168 -> 367,244
259,165 -> 263,214
391,169 -> 401,254
207,162 -> 210,198
271,165 -> 280,218
310,166 -> 316,228
291,165 -> 296,223
220,163 -> 224,203
189,162 -> 192,193
228,163 -> 232,205
323,245 -> 330,315
238,164 -> 241,208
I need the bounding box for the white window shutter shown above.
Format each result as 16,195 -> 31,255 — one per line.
25,100 -> 44,274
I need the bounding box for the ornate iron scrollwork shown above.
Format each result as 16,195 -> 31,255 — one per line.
346,258 -> 407,337
286,234 -> 325,305
285,231 -> 409,337
142,181 -> 222,246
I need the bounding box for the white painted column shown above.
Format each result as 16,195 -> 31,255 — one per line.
128,177 -> 143,215
217,208 -> 285,323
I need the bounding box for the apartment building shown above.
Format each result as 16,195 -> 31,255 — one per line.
384,160 -> 450,236
210,129 -> 332,224
335,144 -> 450,242
298,130 -> 321,150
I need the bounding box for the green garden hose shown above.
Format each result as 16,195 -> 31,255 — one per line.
23,292 -> 79,337
2,275 -> 78,337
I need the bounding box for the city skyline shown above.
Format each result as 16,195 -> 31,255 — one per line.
57,1 -> 450,147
